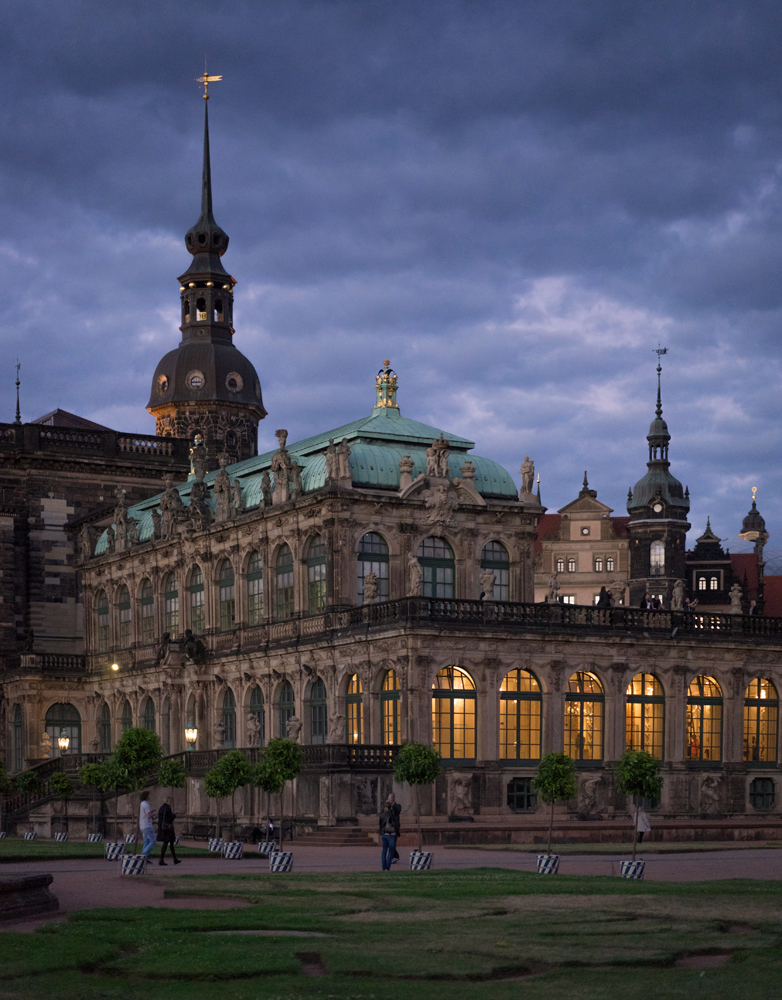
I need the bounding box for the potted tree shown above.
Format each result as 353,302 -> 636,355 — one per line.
259,738 -> 303,867
615,749 -> 662,879
204,750 -> 251,844
252,758 -> 284,855
79,762 -> 106,840
48,771 -> 74,839
393,742 -> 442,870
532,752 -> 577,874
109,727 -> 163,854
14,770 -> 42,837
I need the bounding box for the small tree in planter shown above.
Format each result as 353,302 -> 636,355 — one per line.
393,742 -> 443,853
109,728 -> 163,851
532,752 -> 577,857
48,771 -> 74,834
616,750 -> 663,862
158,758 -> 187,829
260,738 -> 304,849
102,757 -> 134,840
14,770 -> 42,834
79,762 -> 106,835
252,758 -> 285,847
204,750 -> 251,841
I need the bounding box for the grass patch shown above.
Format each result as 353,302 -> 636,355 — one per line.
446,841 -> 782,854
2,869 -> 782,998
0,839 -> 213,862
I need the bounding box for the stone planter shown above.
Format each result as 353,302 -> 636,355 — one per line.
269,851 -> 293,873
208,837 -> 225,853
409,850 -> 433,871
104,842 -> 125,861
87,833 -> 102,843
620,859 -> 645,880
54,832 -> 68,842
536,854 -> 560,875
120,854 -> 148,876
223,841 -> 243,860
257,840 -> 277,856
23,832 -> 37,841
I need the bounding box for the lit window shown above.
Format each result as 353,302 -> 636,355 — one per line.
432,666 -> 476,761
686,675 -> 722,763
606,557 -> 615,572
650,541 -> 665,576
626,673 -> 664,759
698,576 -> 707,591
561,595 -> 576,605
381,670 -> 400,745
556,558 -> 565,573
346,675 -> 363,745
565,671 -> 604,761
567,558 -> 576,573
594,557 -> 603,573
499,669 -> 541,762
710,576 -> 719,591
743,679 -> 778,763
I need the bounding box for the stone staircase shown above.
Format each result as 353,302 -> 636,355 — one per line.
298,826 -> 376,847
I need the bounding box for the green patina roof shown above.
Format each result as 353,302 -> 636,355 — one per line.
95,405 -> 517,554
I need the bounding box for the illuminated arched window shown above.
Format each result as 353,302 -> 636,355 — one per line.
346,675 -> 363,745
99,702 -> 112,753
249,685 -> 265,747
218,560 -> 235,632
45,703 -> 81,757
247,552 -> 264,625
141,697 -> 155,733
418,537 -> 455,599
140,579 -> 155,643
594,557 -> 603,573
306,536 -> 327,614
118,585 -> 131,648
189,566 -> 205,633
686,675 -> 722,763
275,545 -> 294,620
432,666 -> 476,761
481,541 -> 510,601
710,576 -> 719,591
650,540 -> 665,576
308,678 -> 328,745
277,681 -> 295,738
222,688 -> 236,748
357,532 -> 389,603
120,700 -> 133,734
565,671 -> 604,761
744,678 -> 778,763
163,573 -> 179,638
626,673 -> 664,759
381,669 -> 400,745
556,558 -> 565,573
499,669 -> 541,761
96,590 -> 109,653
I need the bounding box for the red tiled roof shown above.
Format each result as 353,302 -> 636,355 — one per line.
535,514 -> 561,553
611,516 -> 631,538
730,553 -> 759,594
763,576 -> 782,616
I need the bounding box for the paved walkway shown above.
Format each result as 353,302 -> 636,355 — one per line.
2,845 -> 780,931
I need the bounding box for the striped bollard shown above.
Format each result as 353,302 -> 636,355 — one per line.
174,836 -> 180,846
0,831 -> 7,839
208,837 -> 225,853
87,833 -> 103,843
536,854 -> 560,875
269,851 -> 293,873
54,832 -> 68,842
620,859 -> 646,880
23,831 -> 37,841
104,842 -> 125,861
257,840 -> 277,856
120,854 -> 147,876
409,851 -> 433,871
125,834 -> 135,845
223,841 -> 243,860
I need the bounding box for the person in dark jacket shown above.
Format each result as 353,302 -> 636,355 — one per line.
596,587 -> 611,608
157,797 -> 182,866
379,792 -> 401,871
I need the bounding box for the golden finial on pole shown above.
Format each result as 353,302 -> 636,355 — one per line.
752,486 -> 758,505
196,58 -> 222,100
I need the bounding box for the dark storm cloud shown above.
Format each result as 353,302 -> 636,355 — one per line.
2,0 -> 782,557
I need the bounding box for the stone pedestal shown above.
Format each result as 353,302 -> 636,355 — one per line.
0,874 -> 59,922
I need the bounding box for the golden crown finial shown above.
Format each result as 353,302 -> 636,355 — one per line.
196,58 -> 222,100
752,486 -> 758,504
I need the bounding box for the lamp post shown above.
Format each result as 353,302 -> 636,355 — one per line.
58,729 -> 70,755
185,727 -> 198,751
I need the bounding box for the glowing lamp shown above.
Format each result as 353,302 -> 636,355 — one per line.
111,663 -> 120,672
58,729 -> 70,753
185,727 -> 198,749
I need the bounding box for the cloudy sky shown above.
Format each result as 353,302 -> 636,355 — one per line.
3,1 -> 782,562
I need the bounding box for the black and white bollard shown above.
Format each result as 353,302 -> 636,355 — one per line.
120,854 -> 147,876
269,851 -> 293,873
104,842 -> 125,861
409,850 -> 433,870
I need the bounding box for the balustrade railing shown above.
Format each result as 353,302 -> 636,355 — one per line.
0,421 -> 190,464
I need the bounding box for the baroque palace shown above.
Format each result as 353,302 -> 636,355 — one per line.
2,92 -> 781,842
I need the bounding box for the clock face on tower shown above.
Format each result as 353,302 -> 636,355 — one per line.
580,527 -> 590,535
652,503 -> 663,513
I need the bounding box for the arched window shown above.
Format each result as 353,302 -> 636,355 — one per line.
346,675 -> 363,745
381,670 -> 401,745
418,537 -> 455,599
189,566 -> 205,633
686,675 -> 722,763
163,573 -> 179,639
744,678 -> 778,763
626,673 -> 664,759
120,700 -> 133,734
432,666 -> 476,762
196,296 -> 207,321
306,536 -> 327,614
481,541 -> 510,602
698,576 -> 707,591
161,696 -> 171,755
710,576 -> 719,591
13,705 -> 23,771
247,552 -> 264,625
565,672 -> 604,761
99,702 -> 112,753
249,685 -> 265,747
357,532 -> 390,603
96,590 -> 109,653
594,557 -> 603,573
118,585 -> 131,648
567,557 -> 576,573
606,557 -> 615,572
277,681 -> 295,738
275,544 -> 294,620
183,297 -> 190,323
141,697 -> 155,733
214,298 -> 223,322
309,678 -> 328,745
650,540 -> 665,576
140,579 -> 155,643
45,703 -> 81,757
222,688 -> 236,748
499,669 -> 541,762
556,558 -> 565,573
218,560 -> 235,631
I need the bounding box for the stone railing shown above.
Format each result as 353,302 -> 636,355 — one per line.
2,653 -> 87,675
0,422 -> 190,466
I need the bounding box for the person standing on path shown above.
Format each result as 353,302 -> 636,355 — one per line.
157,797 -> 182,866
635,806 -> 651,844
379,792 -> 400,871
139,791 -> 156,864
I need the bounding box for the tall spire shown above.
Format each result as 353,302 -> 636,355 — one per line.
655,346 -> 667,417
201,100 -> 213,223
14,360 -> 20,425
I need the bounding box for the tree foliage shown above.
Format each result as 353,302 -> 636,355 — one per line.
393,743 -> 442,787
262,739 -> 304,783
0,758 -> 12,795
79,762 -> 107,791
111,728 -> 163,793
49,772 -> 75,801
204,750 -> 251,800
252,759 -> 285,796
158,758 -> 187,791
14,770 -> 42,795
615,750 -> 663,802
533,752 -> 578,856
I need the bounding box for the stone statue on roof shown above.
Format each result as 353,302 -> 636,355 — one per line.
190,436 -> 208,482
520,456 -> 535,495
213,453 -> 232,523
435,435 -> 450,477
260,470 -> 272,507
325,438 -> 338,481
729,582 -> 743,614
291,459 -> 303,498
105,525 -> 115,554
233,478 -> 244,513
547,569 -> 560,603
337,439 -> 352,481
671,579 -> 685,611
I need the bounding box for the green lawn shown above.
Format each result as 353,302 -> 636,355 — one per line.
453,841 -> 782,854
0,839 -> 214,862
2,869 -> 781,999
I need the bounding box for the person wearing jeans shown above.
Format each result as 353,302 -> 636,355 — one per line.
139,790 -> 156,863
379,792 -> 401,870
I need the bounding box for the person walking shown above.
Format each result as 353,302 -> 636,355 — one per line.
379,792 -> 400,871
139,790 -> 156,864
157,797 -> 182,866
635,806 -> 651,844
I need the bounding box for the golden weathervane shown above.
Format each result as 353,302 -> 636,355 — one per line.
196,60 -> 222,100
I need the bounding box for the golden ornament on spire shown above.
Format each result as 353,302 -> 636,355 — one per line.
752,486 -> 758,504
375,360 -> 399,411
196,58 -> 222,100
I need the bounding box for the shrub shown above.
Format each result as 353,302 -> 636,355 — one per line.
616,749 -> 663,860
393,743 -> 443,852
533,752 -> 577,855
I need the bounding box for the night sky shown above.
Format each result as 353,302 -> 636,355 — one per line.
3,2 -> 782,565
